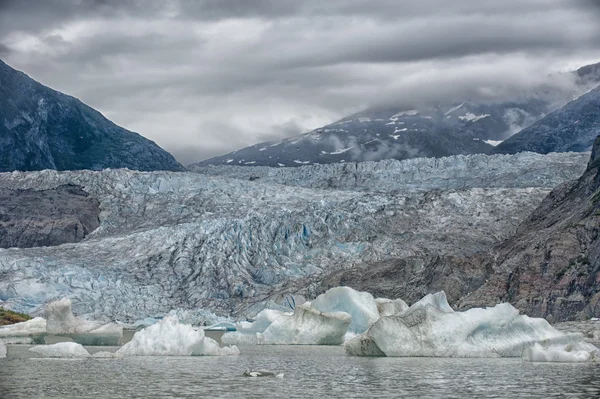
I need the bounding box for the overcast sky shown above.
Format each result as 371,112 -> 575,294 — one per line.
1,0 -> 600,164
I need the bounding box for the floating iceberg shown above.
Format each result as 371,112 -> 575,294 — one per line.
116,316 -> 239,356
375,298 -> 408,317
222,309 -> 290,345
45,298 -> 123,346
29,342 -> 91,358
0,317 -> 47,344
0,342 -> 6,358
311,287 -> 380,334
346,291 -> 593,357
257,304 -> 350,345
522,343 -> 599,363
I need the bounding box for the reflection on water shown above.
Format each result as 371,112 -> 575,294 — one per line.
1,345 -> 600,398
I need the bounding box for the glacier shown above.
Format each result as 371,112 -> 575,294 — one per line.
116,316 -> 239,356
0,152 -> 588,322
345,291 -> 598,358
29,342 -> 91,358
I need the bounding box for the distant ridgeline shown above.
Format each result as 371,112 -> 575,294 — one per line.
0,59 -> 184,172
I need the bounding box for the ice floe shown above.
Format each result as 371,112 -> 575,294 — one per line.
0,317 -> 46,344
522,342 -> 599,363
29,342 -> 91,358
346,291 -> 596,358
116,316 -> 239,356
45,298 -> 123,345
257,304 -> 350,345
311,287 -> 380,334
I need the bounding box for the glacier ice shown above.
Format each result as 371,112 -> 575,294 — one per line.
29,342 -> 91,358
311,287 -> 380,334
375,298 -> 409,317
346,291 -> 593,357
222,309 -> 290,345
0,341 -> 6,358
45,298 -> 123,345
0,152 -> 588,322
116,316 -> 239,356
522,342 -> 599,363
0,317 -> 47,344
257,303 -> 350,345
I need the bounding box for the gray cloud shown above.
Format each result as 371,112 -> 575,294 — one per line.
1,0 -> 599,164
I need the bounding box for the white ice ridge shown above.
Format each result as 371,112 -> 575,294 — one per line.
45,298 -> 123,345
29,342 -> 91,358
522,343 -> 599,363
116,316 -> 239,356
0,317 -> 46,344
310,287 -> 380,334
223,287 -> 407,345
345,291 -> 598,358
257,304 -> 350,345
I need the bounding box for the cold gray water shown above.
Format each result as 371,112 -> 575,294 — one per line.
1,344 -> 600,398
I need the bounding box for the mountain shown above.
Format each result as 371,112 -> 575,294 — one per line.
0,152 -> 587,322
0,59 -> 185,172
491,86 -> 600,155
459,135 -> 600,321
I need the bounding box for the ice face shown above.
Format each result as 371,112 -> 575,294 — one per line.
346,291 -> 594,358
0,317 -> 47,344
116,316 -> 239,356
375,298 -> 409,317
522,342 -> 599,362
258,304 -> 350,345
45,298 -> 122,345
311,287 -> 380,334
29,342 -> 91,358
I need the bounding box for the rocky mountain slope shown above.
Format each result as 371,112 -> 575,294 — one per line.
459,136 -> 600,321
492,86 -> 600,155
0,59 -> 184,172
0,152 -> 587,323
0,184 -> 100,249
193,63 -> 600,168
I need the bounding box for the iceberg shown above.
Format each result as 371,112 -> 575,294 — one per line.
257,304 -> 350,345
29,342 -> 91,358
0,341 -> 6,358
522,342 -> 599,363
346,291 -> 592,357
222,309 -> 290,345
311,287 -> 380,334
375,298 -> 408,317
45,298 -> 123,346
116,316 -> 239,356
0,317 -> 47,344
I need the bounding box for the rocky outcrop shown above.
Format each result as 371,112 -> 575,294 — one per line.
0,184 -> 100,248
458,136 -> 600,321
0,59 -> 185,172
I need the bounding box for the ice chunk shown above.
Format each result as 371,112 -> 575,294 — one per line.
522,342 -> 599,362
0,342 -> 6,358
91,351 -> 123,358
45,298 -> 123,345
29,342 -> 91,358
311,287 -> 380,334
0,317 -> 47,344
375,298 -> 408,317
222,308 -> 290,345
116,316 -> 239,356
257,304 -> 350,345
347,291 -> 590,357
